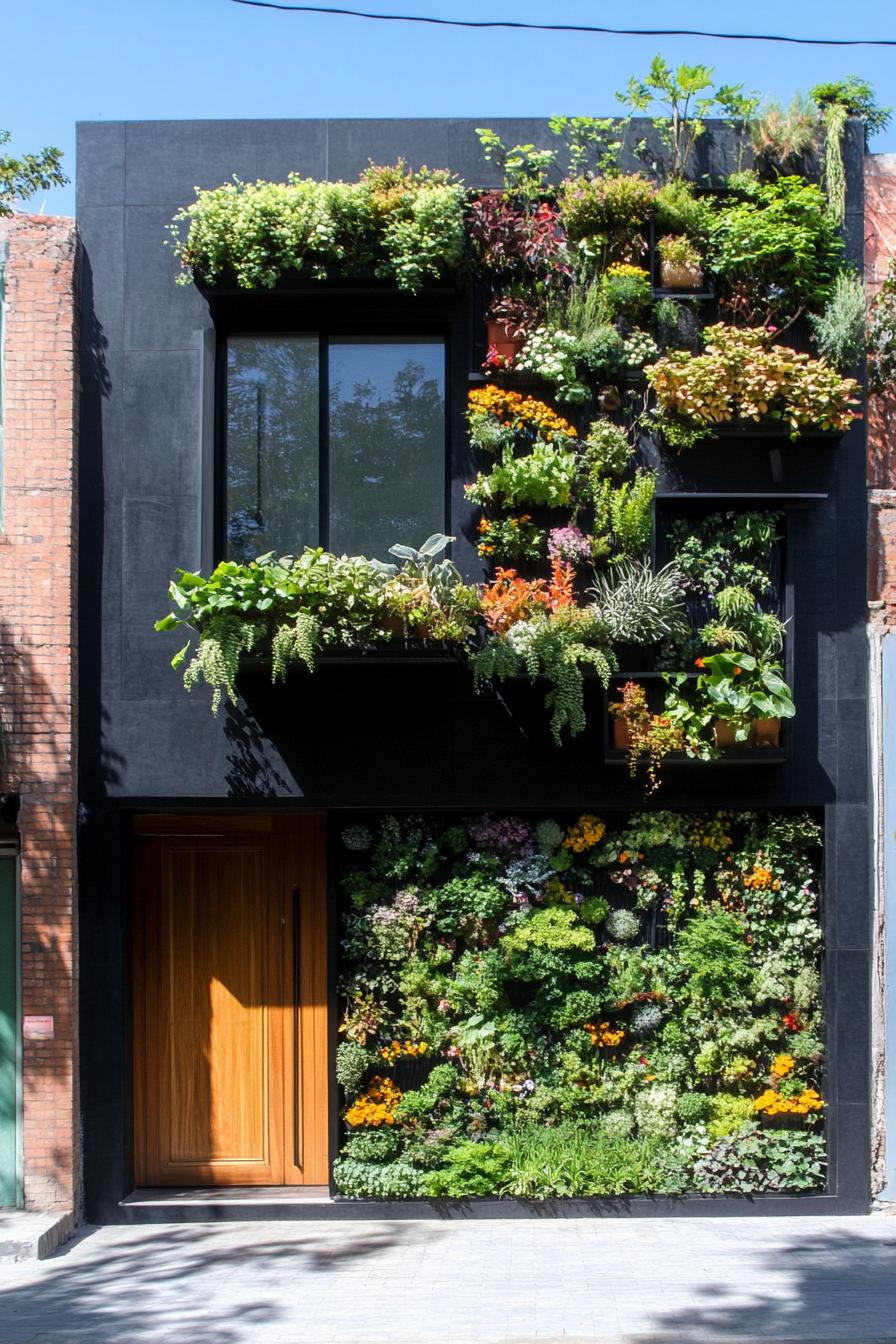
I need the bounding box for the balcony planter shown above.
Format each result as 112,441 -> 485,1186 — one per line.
659,258 -> 704,291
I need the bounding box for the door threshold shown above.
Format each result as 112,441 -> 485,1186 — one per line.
120,1186 -> 340,1222
123,1186 -> 332,1206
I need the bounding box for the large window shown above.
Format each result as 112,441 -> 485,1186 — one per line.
225,335 -> 446,561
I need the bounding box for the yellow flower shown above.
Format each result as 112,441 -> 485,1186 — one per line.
345,1075 -> 403,1127
771,1053 -> 795,1078
563,815 -> 606,853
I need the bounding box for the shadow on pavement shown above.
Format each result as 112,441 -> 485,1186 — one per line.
0,1221 -> 416,1342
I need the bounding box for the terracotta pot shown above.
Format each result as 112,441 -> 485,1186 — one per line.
660,259 -> 704,291
750,717 -> 782,749
713,719 -> 738,749
486,319 -> 526,363
612,717 -> 631,750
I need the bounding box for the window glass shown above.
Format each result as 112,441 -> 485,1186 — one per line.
327,338 -> 446,558
226,336 -> 319,560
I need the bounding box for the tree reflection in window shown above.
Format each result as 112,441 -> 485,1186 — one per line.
226,336 -> 320,561
328,339 -> 445,558
226,335 -> 445,562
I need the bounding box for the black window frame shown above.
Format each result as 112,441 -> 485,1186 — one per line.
215,315 -> 457,565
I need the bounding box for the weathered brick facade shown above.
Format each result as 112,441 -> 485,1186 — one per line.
0,214 -> 79,1212
865,154 -> 896,615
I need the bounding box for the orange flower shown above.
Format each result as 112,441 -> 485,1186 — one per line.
733,667 -> 742,676
695,657 -> 705,668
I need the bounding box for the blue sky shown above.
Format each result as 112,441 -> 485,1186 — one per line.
5,0 -> 896,215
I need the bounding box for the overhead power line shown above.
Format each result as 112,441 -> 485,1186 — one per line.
230,0 -> 896,47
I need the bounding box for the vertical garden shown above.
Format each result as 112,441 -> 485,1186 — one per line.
149,62 -> 886,1200
333,810 -> 824,1198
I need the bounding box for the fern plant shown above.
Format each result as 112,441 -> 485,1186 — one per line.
471,609 -> 616,744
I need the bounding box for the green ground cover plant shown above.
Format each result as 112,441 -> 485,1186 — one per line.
334,810 -> 825,1199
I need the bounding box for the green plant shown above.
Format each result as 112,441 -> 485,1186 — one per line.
157,538 -> 480,710
333,1156 -> 423,1198
616,55 -> 753,180
701,587 -> 786,660
751,95 -> 818,178
609,680 -> 685,794
868,260 -> 896,394
548,115 -> 625,177
676,908 -> 756,1003
709,176 -> 844,325
475,128 -> 557,200
557,173 -> 655,267
668,510 -> 782,601
657,235 -> 702,270
590,560 -> 688,647
336,1041 -> 372,1096
647,324 -> 859,438
622,330 -> 659,370
472,608 -> 616,744
809,270 -> 866,369
811,75 -> 892,145
692,1126 -> 826,1193
664,650 -> 794,754
466,441 -> 579,509
591,471 -> 656,558
169,161 -> 465,293
654,297 -> 684,346
476,514 -> 545,563
0,130 -> 67,215
513,326 -> 589,403
581,420 -> 633,481
653,180 -> 715,241
599,263 -> 652,319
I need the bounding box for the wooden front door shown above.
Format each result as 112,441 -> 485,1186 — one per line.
132,814 -> 328,1186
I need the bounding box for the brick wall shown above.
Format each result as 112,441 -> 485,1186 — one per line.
866,154 -> 896,614
0,214 -> 79,1212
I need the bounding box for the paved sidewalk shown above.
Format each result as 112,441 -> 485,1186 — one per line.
0,1214 -> 896,1343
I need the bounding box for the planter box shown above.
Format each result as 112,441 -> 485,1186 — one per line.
604,673 -> 788,766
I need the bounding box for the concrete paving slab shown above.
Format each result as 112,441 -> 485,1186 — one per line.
0,1215 -> 895,1342
0,1210 -> 74,1263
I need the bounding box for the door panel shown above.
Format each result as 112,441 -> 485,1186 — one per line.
133,815 -> 328,1187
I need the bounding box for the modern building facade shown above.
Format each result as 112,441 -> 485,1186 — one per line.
73,116 -> 872,1222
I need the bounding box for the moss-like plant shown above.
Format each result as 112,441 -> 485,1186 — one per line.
169,160 -> 466,293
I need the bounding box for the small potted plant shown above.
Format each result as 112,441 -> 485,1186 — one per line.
609,680 -> 685,794
485,294 -> 537,363
664,651 -> 795,754
657,234 -> 704,291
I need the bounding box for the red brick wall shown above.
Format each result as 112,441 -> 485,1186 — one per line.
0,214 -> 79,1212
866,155 -> 896,615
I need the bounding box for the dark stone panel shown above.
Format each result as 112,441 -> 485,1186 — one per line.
76,123 -> 126,208
123,120 -> 328,205
79,810 -> 132,1223
832,805 -> 871,951
832,950 -> 872,1106
124,206 -> 212,352
832,1103 -> 872,1208
78,207 -> 126,504
835,698 -> 870,802
120,496 -> 202,700
124,348 -> 202,499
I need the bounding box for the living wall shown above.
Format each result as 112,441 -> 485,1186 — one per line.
334,810 -> 825,1199
158,65 -> 877,754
